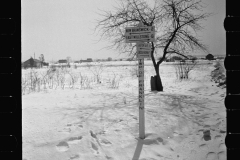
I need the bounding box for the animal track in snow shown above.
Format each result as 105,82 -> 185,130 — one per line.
56,141 -> 69,152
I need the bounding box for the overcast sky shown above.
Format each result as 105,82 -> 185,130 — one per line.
22,0 -> 225,62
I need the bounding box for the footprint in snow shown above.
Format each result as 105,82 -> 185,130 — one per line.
68,136 -> 82,144
218,143 -> 226,151
217,151 -> 226,160
203,125 -> 211,128
188,141 -> 196,147
91,141 -> 99,155
56,141 -> 69,152
58,127 -> 71,134
78,124 -> 83,128
105,155 -> 114,160
99,138 -> 112,146
139,158 -> 159,160
219,130 -> 226,134
199,144 -> 209,151
190,149 -> 197,155
69,154 -> 80,159
214,135 -> 222,141
90,130 -> 97,139
206,152 -> 217,160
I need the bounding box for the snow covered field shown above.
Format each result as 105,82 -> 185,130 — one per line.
22,60 -> 226,160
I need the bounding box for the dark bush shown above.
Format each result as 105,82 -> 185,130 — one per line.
206,54 -> 214,60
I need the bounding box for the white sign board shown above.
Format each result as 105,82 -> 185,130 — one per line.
137,47 -> 151,51
137,42 -> 152,51
137,42 -> 152,48
125,33 -> 155,43
125,26 -> 155,34
137,50 -> 151,58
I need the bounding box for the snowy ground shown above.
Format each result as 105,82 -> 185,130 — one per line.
22,60 -> 226,160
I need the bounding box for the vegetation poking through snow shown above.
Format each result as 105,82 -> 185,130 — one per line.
87,63 -> 104,84
174,60 -> 198,80
22,66 -> 125,94
107,72 -> 123,89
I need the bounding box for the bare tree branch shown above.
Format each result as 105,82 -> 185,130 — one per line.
95,0 -> 211,77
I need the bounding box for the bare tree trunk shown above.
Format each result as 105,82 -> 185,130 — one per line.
155,63 -> 163,91
150,43 -> 163,92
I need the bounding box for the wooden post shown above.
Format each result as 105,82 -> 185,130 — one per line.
137,22 -> 145,139
138,57 -> 145,139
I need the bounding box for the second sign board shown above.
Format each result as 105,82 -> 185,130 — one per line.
125,33 -> 155,43
137,50 -> 151,59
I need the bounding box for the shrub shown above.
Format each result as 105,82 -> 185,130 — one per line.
68,72 -> 79,89
88,64 -> 104,84
206,54 -> 214,60
108,72 -> 121,89
211,61 -> 226,87
174,60 -> 198,80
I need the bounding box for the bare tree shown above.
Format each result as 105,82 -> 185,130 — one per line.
95,0 -> 211,91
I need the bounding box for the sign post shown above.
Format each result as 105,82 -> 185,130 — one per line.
124,22 -> 155,139
138,57 -> 145,139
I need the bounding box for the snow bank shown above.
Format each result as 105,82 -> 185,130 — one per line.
211,60 -> 226,88
22,62 -> 226,160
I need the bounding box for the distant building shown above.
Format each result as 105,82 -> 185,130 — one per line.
57,59 -> 70,67
58,59 -> 67,63
22,57 -> 42,69
80,58 -> 93,63
107,57 -> 112,61
42,62 -> 49,66
87,58 -> 93,62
